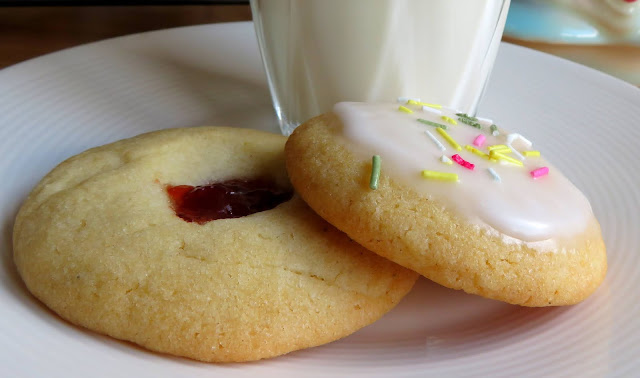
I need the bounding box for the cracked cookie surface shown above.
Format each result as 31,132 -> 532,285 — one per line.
13,126 -> 418,362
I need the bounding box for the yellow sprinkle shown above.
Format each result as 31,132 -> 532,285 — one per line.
490,147 -> 511,155
421,170 -> 459,182
419,102 -> 442,109
487,145 -> 511,155
491,151 -> 524,166
441,116 -> 457,125
407,99 -> 421,106
465,145 -> 491,160
523,150 -> 540,157
436,128 -> 462,151
398,105 -> 413,114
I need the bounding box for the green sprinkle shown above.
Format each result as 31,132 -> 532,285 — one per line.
417,118 -> 447,130
456,113 -> 482,128
369,155 -> 381,190
490,124 -> 499,136
456,113 -> 478,121
457,117 -> 482,129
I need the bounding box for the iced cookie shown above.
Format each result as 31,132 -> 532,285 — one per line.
13,126 -> 418,362
285,102 -> 607,307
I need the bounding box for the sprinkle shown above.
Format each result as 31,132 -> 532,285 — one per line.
473,134 -> 486,147
418,118 -> 447,130
456,113 -> 479,121
490,151 -> 524,166
488,147 -> 511,154
420,102 -> 442,109
506,133 -> 533,148
487,144 -> 509,151
465,145 -> 491,160
530,166 -> 549,179
440,155 -> 453,165
397,96 -> 420,104
441,116 -> 457,125
369,155 -> 381,190
436,128 -> 462,151
504,135 -> 527,161
487,145 -> 511,158
421,170 -> 458,182
422,106 -> 442,115
457,116 -> 482,129
452,154 -> 475,170
425,130 -> 446,151
487,168 -> 501,182
510,148 -> 525,161
490,124 -> 499,136
477,117 -> 493,126
407,99 -> 421,106
398,105 -> 413,114
523,150 -> 540,157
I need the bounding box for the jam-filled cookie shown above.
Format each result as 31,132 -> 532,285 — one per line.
13,127 -> 417,362
285,102 -> 607,307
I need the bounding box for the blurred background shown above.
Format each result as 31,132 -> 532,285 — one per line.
1,0 -> 639,85
0,1 -> 251,68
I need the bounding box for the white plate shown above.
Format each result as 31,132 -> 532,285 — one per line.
1,22 -> 639,377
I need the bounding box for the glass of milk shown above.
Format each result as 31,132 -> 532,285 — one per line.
251,0 -> 511,136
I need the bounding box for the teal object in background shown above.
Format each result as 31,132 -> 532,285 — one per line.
505,0 -> 640,45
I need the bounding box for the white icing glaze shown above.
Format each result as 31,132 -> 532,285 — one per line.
334,102 -> 594,243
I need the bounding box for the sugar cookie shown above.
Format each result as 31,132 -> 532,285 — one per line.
13,126 -> 418,362
285,103 -> 606,306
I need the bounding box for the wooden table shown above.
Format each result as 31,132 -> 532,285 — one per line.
0,5 -> 252,69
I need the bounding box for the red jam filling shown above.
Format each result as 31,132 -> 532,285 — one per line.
167,179 -> 292,224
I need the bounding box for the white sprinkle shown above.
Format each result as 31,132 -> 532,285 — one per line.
506,133 -> 533,148
422,106 -> 442,115
488,168 -> 501,182
477,116 -> 493,126
510,148 -> 525,161
440,155 -> 453,165
519,135 -> 533,146
443,106 -> 461,113
425,130 -> 446,151
506,133 -> 531,161
397,96 -> 420,104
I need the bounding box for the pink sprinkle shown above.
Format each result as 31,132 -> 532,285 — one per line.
530,166 -> 549,179
473,134 -> 486,147
452,154 -> 475,170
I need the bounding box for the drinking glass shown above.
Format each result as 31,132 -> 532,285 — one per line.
251,0 -> 511,135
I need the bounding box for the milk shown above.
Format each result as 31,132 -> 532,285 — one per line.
251,0 -> 510,134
